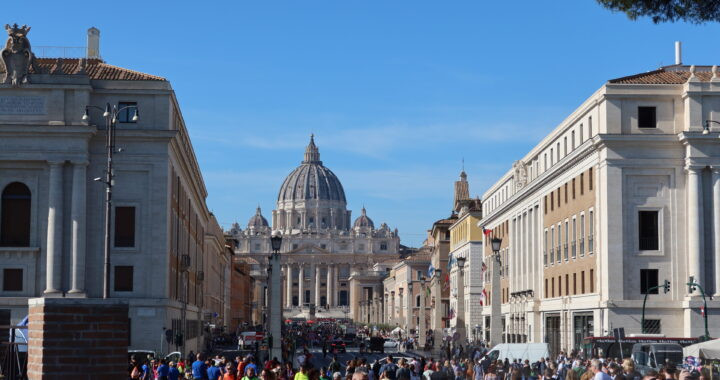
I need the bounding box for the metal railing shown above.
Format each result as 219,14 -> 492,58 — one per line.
1,324 -> 27,380
34,45 -> 93,59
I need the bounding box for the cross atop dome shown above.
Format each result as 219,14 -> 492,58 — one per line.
303,134 -> 321,164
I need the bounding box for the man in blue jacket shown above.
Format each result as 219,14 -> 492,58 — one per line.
192,353 -> 208,380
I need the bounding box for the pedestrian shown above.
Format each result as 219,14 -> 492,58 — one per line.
169,362 -> 181,380
243,368 -> 260,380
208,361 -> 223,380
157,359 -> 170,380
193,354 -> 209,380
591,360 -> 611,380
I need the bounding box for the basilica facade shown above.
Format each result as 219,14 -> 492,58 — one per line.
230,136 -> 403,320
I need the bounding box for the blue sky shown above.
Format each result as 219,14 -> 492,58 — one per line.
13,1 -> 720,246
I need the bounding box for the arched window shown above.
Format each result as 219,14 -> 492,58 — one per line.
1,182 -> 31,247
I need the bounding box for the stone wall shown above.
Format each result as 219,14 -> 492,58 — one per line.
27,298 -> 128,380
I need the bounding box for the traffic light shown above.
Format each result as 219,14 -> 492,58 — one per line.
663,280 -> 670,294
174,332 -> 184,347
165,329 -> 174,344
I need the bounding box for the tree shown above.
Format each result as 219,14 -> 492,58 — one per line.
596,0 -> 720,23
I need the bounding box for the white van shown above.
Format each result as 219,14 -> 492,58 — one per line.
485,343 -> 550,363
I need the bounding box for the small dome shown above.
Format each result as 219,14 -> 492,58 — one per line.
247,206 -> 269,229
353,207 -> 374,229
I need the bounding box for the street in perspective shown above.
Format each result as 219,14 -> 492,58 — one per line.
2,1 -> 720,379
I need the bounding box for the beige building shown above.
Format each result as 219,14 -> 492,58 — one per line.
0,26 -> 230,354
476,59 -> 720,355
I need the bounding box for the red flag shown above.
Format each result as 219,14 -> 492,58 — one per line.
701,306 -> 705,317
482,226 -> 492,236
479,288 -> 487,306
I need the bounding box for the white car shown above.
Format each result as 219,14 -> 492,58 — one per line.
383,339 -> 399,348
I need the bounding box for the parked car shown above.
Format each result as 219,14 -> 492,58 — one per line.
368,336 -> 385,353
632,343 -> 683,375
384,339 -> 399,349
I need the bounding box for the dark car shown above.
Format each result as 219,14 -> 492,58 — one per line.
331,339 -> 347,353
368,336 -> 385,353
342,333 -> 357,346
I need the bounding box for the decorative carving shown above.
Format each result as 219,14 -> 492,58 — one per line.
1,23 -> 36,87
513,160 -> 528,190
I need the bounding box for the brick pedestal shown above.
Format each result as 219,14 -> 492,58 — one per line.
27,298 -> 129,380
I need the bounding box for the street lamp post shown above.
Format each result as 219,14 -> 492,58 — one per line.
269,232 -> 283,360
419,276 -> 426,350
455,256 -> 467,344
490,237 -> 503,346
82,103 -> 138,299
687,279 -> 711,340
432,268 -> 444,357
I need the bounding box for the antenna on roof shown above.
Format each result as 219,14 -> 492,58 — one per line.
462,157 -> 465,172
675,41 -> 682,65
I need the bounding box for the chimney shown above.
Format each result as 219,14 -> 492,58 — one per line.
87,27 -> 100,59
675,41 -> 682,65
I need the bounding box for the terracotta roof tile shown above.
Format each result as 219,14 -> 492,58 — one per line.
609,66 -> 715,84
1,58 -> 166,81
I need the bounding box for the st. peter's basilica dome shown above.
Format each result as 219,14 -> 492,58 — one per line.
277,135 -> 346,204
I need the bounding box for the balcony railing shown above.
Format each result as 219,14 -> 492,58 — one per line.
579,238 -> 585,256
563,243 -> 568,261
571,241 -> 576,259
588,234 -> 594,254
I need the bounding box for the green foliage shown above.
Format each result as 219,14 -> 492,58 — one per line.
596,0 -> 720,23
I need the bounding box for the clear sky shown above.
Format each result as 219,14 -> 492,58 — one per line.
11,1 -> 720,246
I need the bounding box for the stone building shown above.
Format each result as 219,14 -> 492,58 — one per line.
0,26 -> 229,354
230,136 -> 404,320
476,59 -> 720,355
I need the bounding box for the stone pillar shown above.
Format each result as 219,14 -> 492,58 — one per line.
315,264 -> 322,306
310,263 -> 317,306
687,166 -> 704,293
286,265 -> 293,308
431,270 -> 443,356
713,167 -> 720,296
398,288 -> 404,328
298,265 -> 305,307
28,298 -> 129,380
456,268 -> 466,342
44,161 -> 64,295
490,257 -> 502,346
390,291 -> 396,325
326,264 -> 333,307
333,265 -> 339,305
68,161 -> 87,295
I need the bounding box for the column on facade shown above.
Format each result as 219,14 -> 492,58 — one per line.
398,288 -> 404,328
309,263 -> 316,306
333,265 -> 339,305
713,167 -> 720,296
315,264 -> 322,306
44,161 -> 64,295
687,166 -> 704,293
286,265 -> 293,308
298,264 -> 305,306
390,291 -> 396,325
326,264 -> 333,307
69,161 -> 87,294
419,281 -> 426,346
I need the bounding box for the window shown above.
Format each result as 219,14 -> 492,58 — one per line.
114,266 -> 133,291
557,188 -> 561,208
588,116 -> 593,137
556,143 -> 560,162
550,149 -> 554,165
638,106 -> 656,129
557,224 -> 562,263
564,137 -> 567,157
550,226 -> 555,264
580,174 -> 584,195
573,273 -> 577,295
590,269 -> 594,292
640,269 -> 659,294
589,168 -> 593,190
544,196 -> 547,214
551,277 -> 555,297
643,319 -> 661,334
417,270 -> 423,280
292,243 -> 298,250
565,274 -> 569,296
254,243 -> 260,251
589,210 -> 594,254
544,153 -> 548,171
545,278 -> 548,298
358,244 -> 365,251
1,182 -> 31,247
550,193 -> 554,211
572,179 -> 576,199
564,221 -> 569,261
581,271 -> 585,293
114,206 -> 136,247
320,244 -> 326,249
380,242 -> 388,250
571,131 -> 576,150
117,102 -> 138,123
3,268 -> 22,291
571,218 -> 577,259
580,214 -> 585,256
558,275 -> 562,296
544,229 -> 548,266
639,211 -> 659,250
579,123 -> 584,143
564,184 -> 568,203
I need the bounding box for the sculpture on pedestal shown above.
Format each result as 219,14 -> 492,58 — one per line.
2,24 -> 36,87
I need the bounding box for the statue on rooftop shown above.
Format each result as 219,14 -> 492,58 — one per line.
1,23 -> 36,87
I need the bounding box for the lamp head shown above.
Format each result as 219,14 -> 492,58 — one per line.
270,231 -> 283,251
456,256 -> 466,269
82,108 -> 89,121
491,237 -> 502,253
132,108 -> 139,122
103,103 -> 110,117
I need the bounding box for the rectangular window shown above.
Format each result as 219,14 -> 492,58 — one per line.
572,179 -> 576,199
640,269 -> 659,294
581,271 -> 585,293
544,229 -> 548,266
580,174 -> 584,195
589,168 -> 593,190
580,214 -> 586,256
551,277 -> 555,298
544,196 -> 548,214
557,224 -> 562,263
550,226 -> 555,264
117,102 -> 138,123
573,273 -> 577,295
544,153 -> 548,171
558,275 -> 562,296
545,278 -> 548,298
572,218 -> 577,259
589,210 -> 594,254
564,221 -> 569,261
588,116 -> 593,137
579,123 -> 584,143
114,266 -> 133,292
638,106 -> 657,129
643,320 -> 661,334
114,206 -> 136,247
557,142 -> 560,162
590,269 -> 595,293
380,242 -> 388,250
564,137 -> 567,157
564,184 -> 568,203
565,274 -> 569,296
557,188 -> 561,208
571,131 -> 576,150
550,148 -> 554,165
2,268 -> 22,291
639,210 -> 659,250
